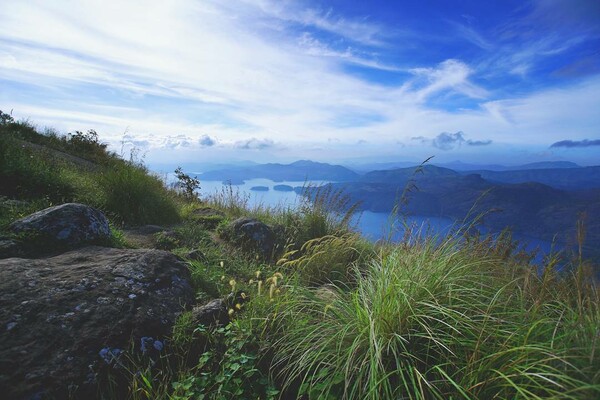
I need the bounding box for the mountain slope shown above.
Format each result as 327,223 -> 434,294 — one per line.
463,166 -> 600,190
320,167 -> 599,260
198,160 -> 359,183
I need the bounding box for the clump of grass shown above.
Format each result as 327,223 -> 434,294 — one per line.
207,184 -> 251,218
270,231 -> 600,399
293,183 -> 360,243
98,160 -> 181,225
278,233 -> 372,286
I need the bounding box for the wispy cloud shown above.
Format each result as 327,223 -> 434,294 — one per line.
452,22 -> 494,51
243,0 -> 388,47
234,137 -> 277,150
410,60 -> 488,101
550,139 -> 600,148
467,139 -> 492,146
297,32 -> 399,71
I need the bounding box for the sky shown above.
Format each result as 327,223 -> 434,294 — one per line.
1,0 -> 599,168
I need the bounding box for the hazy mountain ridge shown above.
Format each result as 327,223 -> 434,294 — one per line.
320,166 -> 599,260
461,166 -> 600,190
198,160 -> 359,184
436,160 -> 581,171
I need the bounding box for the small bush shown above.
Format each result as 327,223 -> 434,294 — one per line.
174,167 -> 201,201
171,321 -> 279,400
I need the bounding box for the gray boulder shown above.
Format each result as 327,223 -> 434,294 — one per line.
0,246 -> 194,399
229,217 -> 276,258
9,203 -> 111,248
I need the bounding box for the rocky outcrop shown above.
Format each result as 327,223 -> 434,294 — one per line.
190,207 -> 225,218
189,207 -> 225,229
0,246 -> 194,399
228,217 -> 277,259
9,203 -> 111,249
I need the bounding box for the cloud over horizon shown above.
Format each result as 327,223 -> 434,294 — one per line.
427,131 -> 493,151
199,135 -> 217,147
550,139 -> 600,148
234,137 -> 277,150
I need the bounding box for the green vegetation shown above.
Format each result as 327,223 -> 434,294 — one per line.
1,112 -> 598,399
0,110 -> 182,226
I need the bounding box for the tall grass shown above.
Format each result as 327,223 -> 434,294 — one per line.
278,233 -> 373,286
0,134 -> 76,201
98,160 -> 180,225
270,231 -> 600,399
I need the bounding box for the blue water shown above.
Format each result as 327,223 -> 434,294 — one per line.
199,178 -> 322,208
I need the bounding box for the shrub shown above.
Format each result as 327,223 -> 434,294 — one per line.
67,129 -> 110,163
0,109 -> 14,125
174,167 -> 201,201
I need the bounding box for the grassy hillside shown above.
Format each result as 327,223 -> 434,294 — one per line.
0,112 -> 181,227
1,113 -> 598,399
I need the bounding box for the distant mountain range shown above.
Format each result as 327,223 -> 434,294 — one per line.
435,160 -> 581,172
198,160 -> 359,184
459,166 -> 600,191
345,160 -> 582,173
319,165 -> 600,260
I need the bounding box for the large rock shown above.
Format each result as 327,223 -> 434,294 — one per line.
0,246 -> 194,399
229,217 -> 277,258
9,203 -> 111,248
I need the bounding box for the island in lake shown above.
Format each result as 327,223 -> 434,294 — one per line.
273,184 -> 294,192
250,186 -> 269,192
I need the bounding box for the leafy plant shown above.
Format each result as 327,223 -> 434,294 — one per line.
0,109 -> 14,125
171,321 -> 279,400
175,167 -> 201,201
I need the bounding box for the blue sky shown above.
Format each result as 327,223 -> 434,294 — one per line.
1,0 -> 599,167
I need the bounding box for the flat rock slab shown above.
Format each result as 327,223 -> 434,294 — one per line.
0,246 -> 194,399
